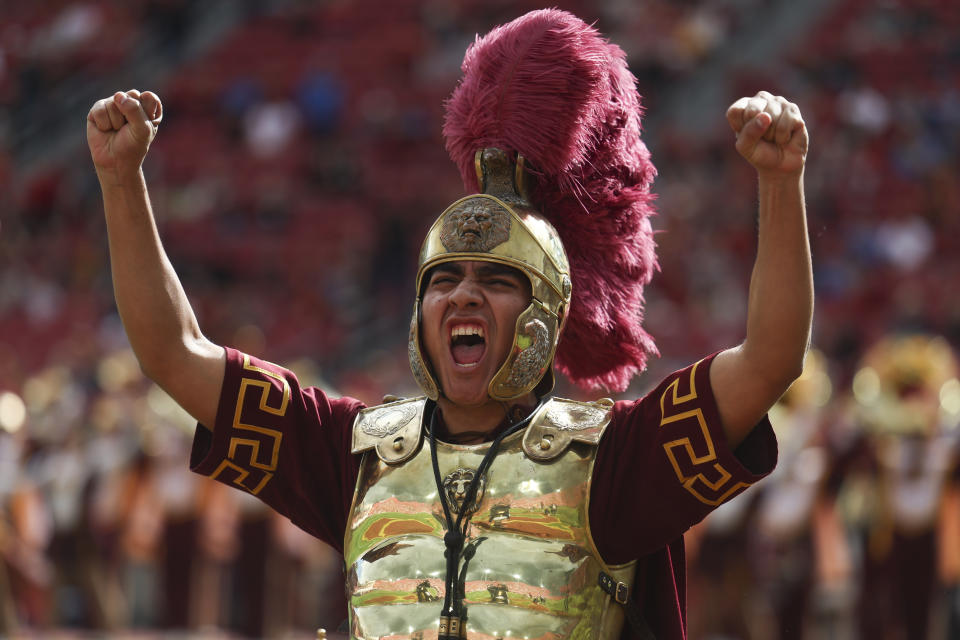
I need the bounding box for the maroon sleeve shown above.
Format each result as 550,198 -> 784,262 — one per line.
590,353 -> 778,563
189,347 -> 364,553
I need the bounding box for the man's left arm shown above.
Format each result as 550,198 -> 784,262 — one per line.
711,91 -> 813,447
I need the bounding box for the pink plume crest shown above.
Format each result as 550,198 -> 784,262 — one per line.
443,9 -> 659,393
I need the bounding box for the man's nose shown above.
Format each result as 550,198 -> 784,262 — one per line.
448,279 -> 483,307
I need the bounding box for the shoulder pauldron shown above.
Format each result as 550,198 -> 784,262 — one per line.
351,396 -> 615,464
351,397 -> 427,464
522,397 -> 615,461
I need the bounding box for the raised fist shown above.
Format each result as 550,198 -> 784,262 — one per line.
87,89 -> 163,179
727,91 -> 807,177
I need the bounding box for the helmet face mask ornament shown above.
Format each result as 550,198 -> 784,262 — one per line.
409,148 -> 571,402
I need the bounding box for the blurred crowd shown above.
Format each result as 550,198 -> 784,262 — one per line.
688,337 -> 960,640
0,0 -> 959,637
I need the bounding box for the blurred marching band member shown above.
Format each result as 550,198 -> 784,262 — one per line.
839,334 -> 958,640
753,349 -> 852,640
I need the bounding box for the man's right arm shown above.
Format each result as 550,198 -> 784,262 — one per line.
88,89 -> 224,428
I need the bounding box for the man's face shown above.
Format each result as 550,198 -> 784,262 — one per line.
421,261 -> 531,407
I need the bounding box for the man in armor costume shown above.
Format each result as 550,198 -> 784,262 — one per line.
86,10 -> 812,639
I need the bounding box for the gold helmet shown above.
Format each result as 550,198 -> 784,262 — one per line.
408,148 -> 571,401
411,10 -> 659,400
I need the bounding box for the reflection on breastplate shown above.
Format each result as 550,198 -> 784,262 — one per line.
345,397 -> 629,640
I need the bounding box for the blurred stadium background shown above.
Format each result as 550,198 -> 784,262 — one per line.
0,0 -> 958,638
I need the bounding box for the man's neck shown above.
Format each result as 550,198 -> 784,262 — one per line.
435,393 -> 536,444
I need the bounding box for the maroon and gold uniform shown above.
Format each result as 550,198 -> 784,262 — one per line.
190,348 -> 776,638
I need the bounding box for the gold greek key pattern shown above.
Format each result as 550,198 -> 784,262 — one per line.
660,360 -> 752,506
210,459 -> 272,496
211,355 -> 287,495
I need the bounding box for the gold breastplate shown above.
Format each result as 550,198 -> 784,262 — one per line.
345,397 -> 635,640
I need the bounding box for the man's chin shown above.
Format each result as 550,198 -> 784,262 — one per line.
438,380 -> 495,410
440,390 -> 492,409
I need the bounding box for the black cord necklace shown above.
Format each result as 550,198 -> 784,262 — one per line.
427,399 -> 543,640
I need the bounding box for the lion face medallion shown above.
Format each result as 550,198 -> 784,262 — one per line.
442,467 -> 485,515
439,200 -> 511,253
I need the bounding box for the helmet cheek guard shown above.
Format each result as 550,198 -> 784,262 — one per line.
408,298 -> 440,400
488,298 -> 561,401
408,148 -> 571,401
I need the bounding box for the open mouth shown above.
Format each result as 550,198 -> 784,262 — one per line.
450,324 -> 486,367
